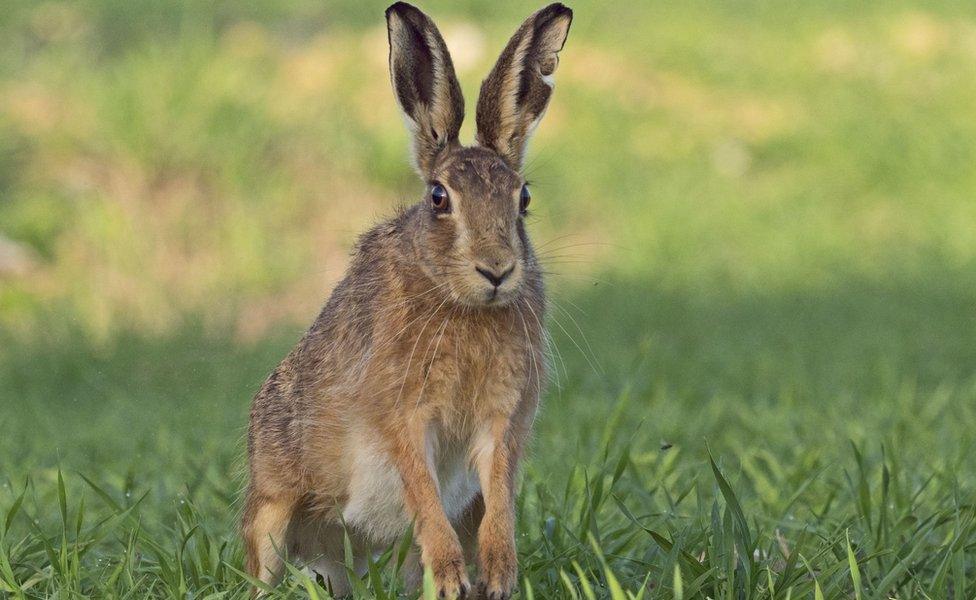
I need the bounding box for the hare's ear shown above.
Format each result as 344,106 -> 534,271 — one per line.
386,2 -> 465,175
476,3 -> 572,170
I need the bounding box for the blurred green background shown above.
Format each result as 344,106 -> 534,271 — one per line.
1,1 -> 975,597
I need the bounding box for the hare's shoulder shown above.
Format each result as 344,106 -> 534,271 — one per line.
286,213 -> 411,381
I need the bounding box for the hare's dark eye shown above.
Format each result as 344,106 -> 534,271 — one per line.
519,184 -> 531,214
430,183 -> 450,213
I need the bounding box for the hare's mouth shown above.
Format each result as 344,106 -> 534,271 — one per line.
476,283 -> 521,308
484,288 -> 505,307
448,281 -> 519,308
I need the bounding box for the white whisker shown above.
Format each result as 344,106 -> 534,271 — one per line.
551,299 -> 604,376
414,306 -> 455,408
394,294 -> 452,409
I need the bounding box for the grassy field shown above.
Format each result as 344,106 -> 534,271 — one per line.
2,0 -> 976,597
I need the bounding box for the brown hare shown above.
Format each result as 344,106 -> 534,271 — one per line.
243,2 -> 572,597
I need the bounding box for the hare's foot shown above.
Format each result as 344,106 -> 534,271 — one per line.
242,491 -> 296,593
476,530 -> 516,600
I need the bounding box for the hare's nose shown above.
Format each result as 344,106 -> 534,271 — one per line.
475,263 -> 514,287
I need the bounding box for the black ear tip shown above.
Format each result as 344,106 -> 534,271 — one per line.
386,2 -> 433,30
535,3 -> 573,30
385,2 -> 418,21
544,3 -> 573,19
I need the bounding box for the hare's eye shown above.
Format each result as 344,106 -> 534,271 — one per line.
519,184 -> 531,214
430,183 -> 450,213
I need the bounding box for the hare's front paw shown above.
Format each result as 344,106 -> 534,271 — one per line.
428,551 -> 470,599
477,536 -> 517,600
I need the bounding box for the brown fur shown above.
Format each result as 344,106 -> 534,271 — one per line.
243,3 -> 572,598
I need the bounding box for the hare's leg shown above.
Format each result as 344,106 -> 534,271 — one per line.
474,393 -> 538,599
397,502 -> 471,597
388,417 -> 470,598
398,493 -> 482,593
242,489 -> 297,588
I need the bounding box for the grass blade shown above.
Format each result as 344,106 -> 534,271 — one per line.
846,530 -> 863,600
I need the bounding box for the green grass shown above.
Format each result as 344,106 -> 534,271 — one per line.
2,0 -> 976,597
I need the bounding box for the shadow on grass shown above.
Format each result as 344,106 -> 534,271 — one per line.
536,264 -> 976,485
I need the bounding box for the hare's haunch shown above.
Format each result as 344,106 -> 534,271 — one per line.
243,3 -> 572,597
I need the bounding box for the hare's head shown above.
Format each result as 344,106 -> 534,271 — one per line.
385,2 -> 572,307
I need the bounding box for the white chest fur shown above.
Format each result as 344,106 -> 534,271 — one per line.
341,428 -> 483,545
